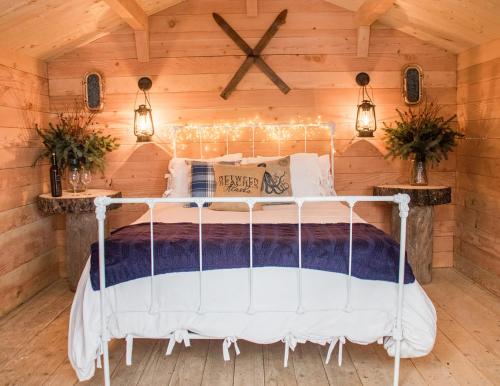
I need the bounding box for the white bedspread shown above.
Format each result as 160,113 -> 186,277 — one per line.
69,202 -> 436,381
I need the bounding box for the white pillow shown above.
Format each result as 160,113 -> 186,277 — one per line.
318,154 -> 336,196
241,156 -> 281,165
166,153 -> 243,197
290,153 -> 323,197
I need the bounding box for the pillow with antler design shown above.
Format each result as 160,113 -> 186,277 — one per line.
257,156 -> 292,198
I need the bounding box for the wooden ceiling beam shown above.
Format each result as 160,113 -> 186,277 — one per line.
246,0 -> 258,17
354,0 -> 394,58
134,30 -> 150,62
357,25 -> 371,57
103,0 -> 148,30
103,0 -> 150,61
355,0 -> 394,26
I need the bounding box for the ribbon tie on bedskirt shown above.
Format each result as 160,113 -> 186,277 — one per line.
165,329 -> 191,356
325,336 -> 346,366
282,335 -> 306,367
96,343 -> 103,369
222,337 -> 240,361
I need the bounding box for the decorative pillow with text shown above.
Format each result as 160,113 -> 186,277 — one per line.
210,164 -> 265,211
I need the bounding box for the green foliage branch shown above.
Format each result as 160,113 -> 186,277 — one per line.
383,101 -> 463,166
33,109 -> 119,173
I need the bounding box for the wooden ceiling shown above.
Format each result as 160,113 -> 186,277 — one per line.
0,0 -> 183,60
325,0 -> 500,53
0,0 -> 499,61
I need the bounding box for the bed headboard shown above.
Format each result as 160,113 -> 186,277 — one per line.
164,122 -> 336,188
165,122 -> 335,160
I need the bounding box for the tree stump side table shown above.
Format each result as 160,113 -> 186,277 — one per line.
373,185 -> 451,284
38,189 -> 121,291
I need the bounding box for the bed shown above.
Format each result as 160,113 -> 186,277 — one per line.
69,198 -> 435,383
68,124 -> 436,386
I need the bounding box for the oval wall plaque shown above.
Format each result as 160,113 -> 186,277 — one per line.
83,72 -> 104,111
402,65 -> 423,105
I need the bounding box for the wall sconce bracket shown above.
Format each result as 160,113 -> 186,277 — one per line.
138,77 -> 153,91
355,72 -> 370,87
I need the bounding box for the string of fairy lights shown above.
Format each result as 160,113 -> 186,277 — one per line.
157,119 -> 336,158
162,120 -> 335,141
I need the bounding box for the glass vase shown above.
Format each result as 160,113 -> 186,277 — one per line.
410,158 -> 428,186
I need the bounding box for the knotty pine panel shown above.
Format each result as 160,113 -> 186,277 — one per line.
0,54 -> 59,316
456,47 -> 500,296
47,0 -> 457,268
47,54 -> 457,78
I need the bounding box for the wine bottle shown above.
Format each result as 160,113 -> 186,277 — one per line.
50,153 -> 62,197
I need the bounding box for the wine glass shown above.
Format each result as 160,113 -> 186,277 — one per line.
80,168 -> 92,192
68,169 -> 80,194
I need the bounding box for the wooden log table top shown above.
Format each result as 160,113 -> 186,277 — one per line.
373,185 -> 451,206
37,189 -> 122,214
37,189 -> 122,290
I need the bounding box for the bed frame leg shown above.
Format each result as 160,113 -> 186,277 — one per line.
102,338 -> 111,386
393,339 -> 401,386
393,193 -> 409,386
96,197 -> 111,386
126,335 -> 134,366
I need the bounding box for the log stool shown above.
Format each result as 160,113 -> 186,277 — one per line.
38,189 -> 121,291
373,185 -> 451,284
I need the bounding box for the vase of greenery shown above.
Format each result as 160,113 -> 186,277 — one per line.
383,101 -> 463,186
33,108 -> 119,190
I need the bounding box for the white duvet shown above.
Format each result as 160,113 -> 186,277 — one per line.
69,202 -> 436,381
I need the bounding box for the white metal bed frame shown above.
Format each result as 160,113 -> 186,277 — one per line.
94,193 -> 410,386
92,122 -> 410,385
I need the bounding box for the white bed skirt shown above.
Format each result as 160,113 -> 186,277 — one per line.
69,262 -> 436,381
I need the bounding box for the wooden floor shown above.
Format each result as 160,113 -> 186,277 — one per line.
0,269 -> 499,386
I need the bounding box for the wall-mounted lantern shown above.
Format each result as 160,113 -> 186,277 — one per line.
134,77 -> 154,142
355,72 -> 377,138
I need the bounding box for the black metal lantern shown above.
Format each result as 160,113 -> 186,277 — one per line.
134,77 -> 154,142
355,72 -> 377,137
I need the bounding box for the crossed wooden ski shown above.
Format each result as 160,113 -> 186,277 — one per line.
213,10 -> 291,99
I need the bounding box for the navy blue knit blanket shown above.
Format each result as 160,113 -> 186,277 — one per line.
90,222 -> 415,290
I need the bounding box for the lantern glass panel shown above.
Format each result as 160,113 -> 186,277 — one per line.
356,101 -> 376,137
134,104 -> 154,141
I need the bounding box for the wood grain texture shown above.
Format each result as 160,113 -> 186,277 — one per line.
373,185 -> 452,207
1,0 -> 499,59
392,205 -> 434,284
65,213 -> 98,291
326,0 -> 500,53
0,52 -> 59,316
0,0 -> 185,60
37,189 -> 122,214
104,0 -> 149,30
356,25 -> 370,57
455,45 -> 500,296
47,0 -> 457,268
1,269 -> 500,384
135,29 -> 150,62
355,0 -> 394,26
246,0 -> 258,17
37,190 -> 121,289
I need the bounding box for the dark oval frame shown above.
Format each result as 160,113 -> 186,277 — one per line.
402,64 -> 424,105
83,71 -> 104,112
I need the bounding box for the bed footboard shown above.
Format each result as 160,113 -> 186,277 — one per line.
94,194 -> 410,386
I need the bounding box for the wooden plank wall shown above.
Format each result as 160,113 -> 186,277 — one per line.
0,51 -> 60,316
47,0 -> 457,268
455,41 -> 500,296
